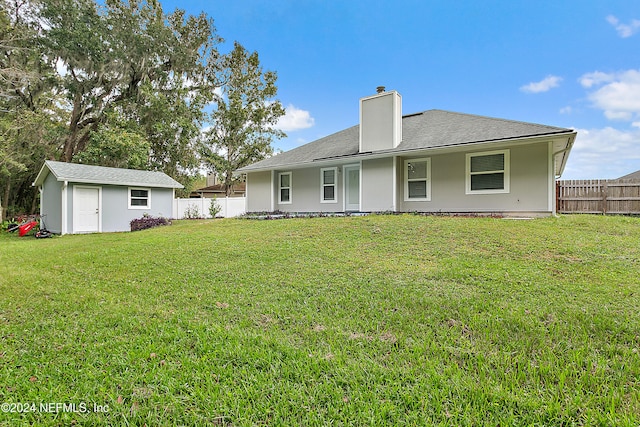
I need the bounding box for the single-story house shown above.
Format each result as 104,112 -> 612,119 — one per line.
618,170 -> 640,180
189,173 -> 245,198
190,180 -> 246,198
33,160 -> 183,234
237,88 -> 577,217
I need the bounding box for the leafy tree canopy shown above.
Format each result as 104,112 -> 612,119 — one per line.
0,0 -> 286,219
202,41 -> 286,196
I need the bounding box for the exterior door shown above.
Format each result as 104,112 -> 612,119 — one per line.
344,165 -> 360,211
74,186 -> 101,233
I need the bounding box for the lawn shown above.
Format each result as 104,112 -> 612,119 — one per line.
0,214 -> 639,426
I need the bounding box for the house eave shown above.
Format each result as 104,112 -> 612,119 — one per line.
237,131 -> 577,174
32,161 -> 183,189
50,177 -> 184,189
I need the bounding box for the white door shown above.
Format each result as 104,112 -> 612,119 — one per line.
344,165 -> 360,211
74,186 -> 101,233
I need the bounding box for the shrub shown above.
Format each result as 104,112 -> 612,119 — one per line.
130,214 -> 171,232
183,204 -> 202,219
209,196 -> 222,218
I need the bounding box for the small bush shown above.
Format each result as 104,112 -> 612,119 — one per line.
130,214 -> 171,232
209,196 -> 222,218
183,204 -> 202,219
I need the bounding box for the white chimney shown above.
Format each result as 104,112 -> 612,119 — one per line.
206,173 -> 218,186
359,88 -> 402,153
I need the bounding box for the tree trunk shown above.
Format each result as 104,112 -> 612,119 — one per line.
61,93 -> 84,162
2,181 -> 10,221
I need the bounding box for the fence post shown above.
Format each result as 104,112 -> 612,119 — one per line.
602,180 -> 608,215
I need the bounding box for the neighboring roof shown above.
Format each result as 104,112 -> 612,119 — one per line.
238,109 -> 575,173
618,170 -> 640,180
33,160 -> 184,189
191,183 -> 246,193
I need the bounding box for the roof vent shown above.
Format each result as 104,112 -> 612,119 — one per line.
376,86 -> 385,94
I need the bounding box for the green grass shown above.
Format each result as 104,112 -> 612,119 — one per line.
0,215 -> 639,426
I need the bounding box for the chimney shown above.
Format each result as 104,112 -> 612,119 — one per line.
359,87 -> 402,153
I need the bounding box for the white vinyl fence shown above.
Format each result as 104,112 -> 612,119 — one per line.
173,197 -> 246,219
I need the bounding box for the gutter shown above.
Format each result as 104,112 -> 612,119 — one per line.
553,134 -> 576,178
237,131 -> 578,175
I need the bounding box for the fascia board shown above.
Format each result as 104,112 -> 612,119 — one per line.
237,131 -> 577,174
53,177 -> 183,189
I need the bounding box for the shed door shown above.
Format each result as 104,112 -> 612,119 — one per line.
74,186 -> 101,233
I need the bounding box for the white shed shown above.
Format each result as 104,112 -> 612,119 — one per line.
33,161 -> 183,234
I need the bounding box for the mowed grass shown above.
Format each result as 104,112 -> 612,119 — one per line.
0,214 -> 639,426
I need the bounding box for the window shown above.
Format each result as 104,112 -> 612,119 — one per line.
278,172 -> 292,204
320,167 -> 337,203
129,188 -> 150,209
404,158 -> 431,201
466,150 -> 510,194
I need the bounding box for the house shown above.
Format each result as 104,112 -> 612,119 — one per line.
33,160 -> 183,234
189,174 -> 246,198
237,88 -> 577,217
618,170 -> 640,180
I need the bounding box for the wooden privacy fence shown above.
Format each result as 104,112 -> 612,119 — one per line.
556,179 -> 640,214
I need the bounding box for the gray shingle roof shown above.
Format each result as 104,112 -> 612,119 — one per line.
34,161 -> 184,189
618,170 -> 640,180
238,109 -> 574,172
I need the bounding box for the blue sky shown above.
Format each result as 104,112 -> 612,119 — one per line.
162,0 -> 640,179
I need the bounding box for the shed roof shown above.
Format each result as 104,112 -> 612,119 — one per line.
33,160 -> 184,189
238,109 -> 575,173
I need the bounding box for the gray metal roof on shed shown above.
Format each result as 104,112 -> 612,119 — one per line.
33,160 -> 184,189
238,109 -> 574,172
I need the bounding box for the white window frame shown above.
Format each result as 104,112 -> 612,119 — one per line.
129,187 -> 151,209
278,172 -> 292,204
466,149 -> 510,194
404,158 -> 431,202
320,167 -> 338,203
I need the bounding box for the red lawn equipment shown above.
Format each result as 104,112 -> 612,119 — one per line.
18,219 -> 39,236
6,215 -> 52,238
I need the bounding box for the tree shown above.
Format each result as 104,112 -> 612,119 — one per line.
0,0 -> 63,221
40,0 -> 222,174
74,121 -> 150,170
202,41 -> 286,196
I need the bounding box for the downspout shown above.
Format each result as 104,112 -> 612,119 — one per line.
551,137 -> 575,217
553,145 -> 573,179
392,156 -> 398,212
61,181 -> 68,235
39,187 -> 43,216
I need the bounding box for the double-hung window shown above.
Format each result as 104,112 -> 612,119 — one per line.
320,167 -> 337,203
279,172 -> 292,204
404,158 -> 431,201
129,188 -> 150,209
466,150 -> 510,194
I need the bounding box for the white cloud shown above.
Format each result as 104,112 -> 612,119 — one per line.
276,104 -> 315,131
563,127 -> 640,179
580,69 -> 640,122
579,71 -> 614,88
606,15 -> 640,38
559,106 -> 573,115
520,75 -> 563,93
